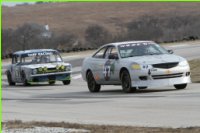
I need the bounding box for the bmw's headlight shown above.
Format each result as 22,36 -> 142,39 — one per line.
66,65 -> 71,71
131,63 -> 141,70
32,69 -> 37,75
179,60 -> 188,67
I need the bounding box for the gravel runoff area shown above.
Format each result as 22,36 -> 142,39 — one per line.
2,121 -> 200,133
2,127 -> 90,133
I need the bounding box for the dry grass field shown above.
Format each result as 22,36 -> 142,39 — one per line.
3,2 -> 200,37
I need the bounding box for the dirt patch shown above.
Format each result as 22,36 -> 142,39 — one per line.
2,120 -> 200,133
189,59 -> 200,83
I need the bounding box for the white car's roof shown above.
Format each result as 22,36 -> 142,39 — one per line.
106,41 -> 155,47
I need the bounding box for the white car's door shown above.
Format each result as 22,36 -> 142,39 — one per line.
104,46 -> 120,83
90,46 -> 108,83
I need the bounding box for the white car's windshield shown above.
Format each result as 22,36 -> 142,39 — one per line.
21,51 -> 63,65
118,43 -> 168,58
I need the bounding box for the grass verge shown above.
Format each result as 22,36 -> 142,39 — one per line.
189,59 -> 200,83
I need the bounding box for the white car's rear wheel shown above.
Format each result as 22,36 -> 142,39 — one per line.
121,70 -> 136,93
7,71 -> 16,86
87,71 -> 101,92
174,84 -> 187,90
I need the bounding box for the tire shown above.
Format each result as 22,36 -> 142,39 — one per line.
21,71 -> 30,86
121,70 -> 136,93
86,71 -> 101,92
138,87 -> 147,89
63,80 -> 71,85
174,84 -> 187,90
49,81 -> 56,85
7,71 -> 16,86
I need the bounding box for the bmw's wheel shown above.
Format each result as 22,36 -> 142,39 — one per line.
63,80 -> 71,85
7,71 -> 16,86
121,70 -> 136,93
174,84 -> 187,90
21,71 -> 30,86
87,71 -> 101,92
49,81 -> 56,85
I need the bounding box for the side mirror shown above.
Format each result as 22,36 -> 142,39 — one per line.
109,54 -> 119,60
167,49 -> 174,54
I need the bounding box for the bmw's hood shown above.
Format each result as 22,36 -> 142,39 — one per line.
22,62 -> 71,69
127,54 -> 185,65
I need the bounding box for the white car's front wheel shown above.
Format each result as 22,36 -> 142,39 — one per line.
121,70 -> 136,93
174,84 -> 187,90
87,71 -> 101,92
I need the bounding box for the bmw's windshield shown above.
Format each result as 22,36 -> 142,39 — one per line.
118,42 -> 169,58
20,51 -> 63,65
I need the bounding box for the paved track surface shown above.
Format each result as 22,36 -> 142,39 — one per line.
2,41 -> 200,128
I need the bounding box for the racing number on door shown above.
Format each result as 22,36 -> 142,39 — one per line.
103,65 -> 111,81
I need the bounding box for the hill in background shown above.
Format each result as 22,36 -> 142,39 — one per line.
3,2 -> 200,37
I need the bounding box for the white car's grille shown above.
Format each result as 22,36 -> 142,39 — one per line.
152,62 -> 179,69
152,73 -> 183,79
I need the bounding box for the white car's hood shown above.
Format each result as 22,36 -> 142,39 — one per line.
22,62 -> 71,69
126,54 -> 185,65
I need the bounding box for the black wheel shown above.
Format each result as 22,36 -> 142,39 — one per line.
63,80 -> 71,85
87,71 -> 101,92
7,71 -> 16,86
174,84 -> 187,90
138,87 -> 147,89
21,71 -> 30,86
49,81 -> 56,85
121,70 -> 136,93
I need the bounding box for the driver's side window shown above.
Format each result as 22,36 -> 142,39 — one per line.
12,55 -> 20,64
93,47 -> 107,59
105,46 -> 118,59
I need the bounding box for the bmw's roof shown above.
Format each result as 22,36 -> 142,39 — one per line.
13,49 -> 57,55
107,41 -> 155,46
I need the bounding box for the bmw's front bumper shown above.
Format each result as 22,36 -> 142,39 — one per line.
130,66 -> 191,88
28,71 -> 71,82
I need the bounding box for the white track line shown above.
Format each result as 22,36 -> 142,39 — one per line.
72,74 -> 82,80
168,44 -> 189,48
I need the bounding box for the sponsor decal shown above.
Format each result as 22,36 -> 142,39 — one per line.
28,52 -> 53,57
165,70 -> 171,74
94,74 -> 100,81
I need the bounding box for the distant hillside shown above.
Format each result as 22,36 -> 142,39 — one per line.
3,2 -> 200,37
2,2 -> 200,59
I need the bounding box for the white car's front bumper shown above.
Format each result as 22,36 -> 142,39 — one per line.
131,76 -> 191,88
130,65 -> 191,88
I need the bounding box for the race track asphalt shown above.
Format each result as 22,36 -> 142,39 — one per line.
2,41 -> 200,128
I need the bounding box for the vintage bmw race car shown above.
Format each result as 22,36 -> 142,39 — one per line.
6,49 -> 72,86
82,41 -> 191,93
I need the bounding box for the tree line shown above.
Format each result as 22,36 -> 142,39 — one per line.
2,14 -> 200,59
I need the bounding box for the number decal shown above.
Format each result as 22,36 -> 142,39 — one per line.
103,60 -> 115,81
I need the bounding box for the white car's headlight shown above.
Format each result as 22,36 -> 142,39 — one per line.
179,60 -> 188,67
131,63 -> 141,70
32,69 -> 37,75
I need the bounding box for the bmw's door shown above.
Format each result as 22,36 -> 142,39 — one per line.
12,55 -> 21,82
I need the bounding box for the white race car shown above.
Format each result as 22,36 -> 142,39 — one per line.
81,41 -> 191,93
6,49 -> 72,86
